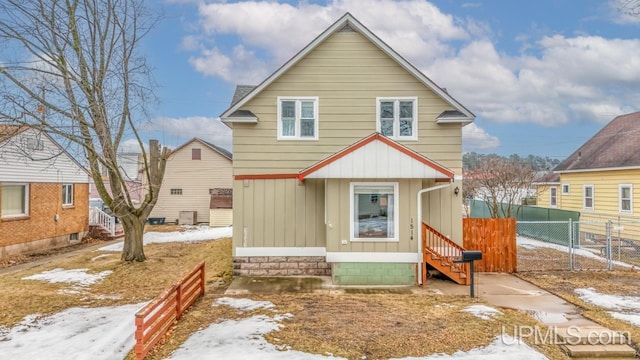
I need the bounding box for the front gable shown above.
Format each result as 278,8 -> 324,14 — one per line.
224,13 -> 472,175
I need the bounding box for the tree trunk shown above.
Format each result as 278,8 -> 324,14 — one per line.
120,215 -> 146,262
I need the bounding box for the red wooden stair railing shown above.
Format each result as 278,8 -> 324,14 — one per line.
422,222 -> 469,285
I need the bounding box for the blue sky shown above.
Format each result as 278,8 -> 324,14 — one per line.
132,0 -> 640,161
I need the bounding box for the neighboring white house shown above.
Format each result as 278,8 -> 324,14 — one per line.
149,138 -> 232,225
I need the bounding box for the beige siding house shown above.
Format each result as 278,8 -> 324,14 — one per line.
221,13 -> 474,285
150,138 -> 232,225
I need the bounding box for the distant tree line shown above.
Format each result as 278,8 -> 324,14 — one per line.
463,152 -> 561,172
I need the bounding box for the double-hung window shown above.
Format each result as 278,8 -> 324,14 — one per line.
377,97 -> 417,140
620,184 -> 632,214
277,97 -> 318,140
549,187 -> 557,207
350,182 -> 399,242
583,185 -> 594,210
62,184 -> 74,206
1,183 -> 29,218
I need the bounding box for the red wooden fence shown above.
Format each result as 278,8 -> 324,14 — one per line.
463,218 -> 517,273
134,261 -> 206,360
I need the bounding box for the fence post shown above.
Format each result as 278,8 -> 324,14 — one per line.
607,220 -> 613,270
568,219 -> 573,270
176,282 -> 183,320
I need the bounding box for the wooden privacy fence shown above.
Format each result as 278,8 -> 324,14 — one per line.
135,261 -> 206,360
463,218 -> 517,273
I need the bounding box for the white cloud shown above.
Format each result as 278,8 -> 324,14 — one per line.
119,138 -> 146,153
181,0 -> 640,128
142,116 -> 232,151
462,123 -> 500,151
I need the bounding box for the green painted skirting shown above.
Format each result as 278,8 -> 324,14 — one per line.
332,262 -> 416,285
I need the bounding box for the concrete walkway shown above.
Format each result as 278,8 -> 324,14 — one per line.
226,273 -> 637,358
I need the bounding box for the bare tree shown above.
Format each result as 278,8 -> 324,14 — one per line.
464,156 -> 539,218
617,0 -> 640,17
0,0 -> 170,261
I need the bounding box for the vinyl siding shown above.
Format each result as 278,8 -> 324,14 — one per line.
210,209 -> 233,227
231,30 -> 463,176
150,140 -> 232,223
556,169 -> 640,239
0,129 -> 89,183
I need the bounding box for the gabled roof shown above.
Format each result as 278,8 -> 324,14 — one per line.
172,138 -> 232,160
554,112 -> 640,173
298,133 -> 454,181
533,171 -> 560,185
220,13 -> 474,124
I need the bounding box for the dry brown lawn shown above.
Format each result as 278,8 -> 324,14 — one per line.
139,292 -> 568,360
0,238 -> 233,328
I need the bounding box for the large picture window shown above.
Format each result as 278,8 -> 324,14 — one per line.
1,183 -> 29,218
277,97 -> 318,140
376,97 -> 417,140
350,183 -> 399,242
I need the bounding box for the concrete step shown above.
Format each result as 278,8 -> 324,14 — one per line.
554,326 -> 629,345
562,344 -> 636,358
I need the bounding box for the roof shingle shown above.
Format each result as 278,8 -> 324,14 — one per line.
554,112 -> 640,172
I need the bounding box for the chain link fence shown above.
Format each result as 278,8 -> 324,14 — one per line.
517,219 -> 640,272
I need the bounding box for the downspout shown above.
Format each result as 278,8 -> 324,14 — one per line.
417,182 -> 453,285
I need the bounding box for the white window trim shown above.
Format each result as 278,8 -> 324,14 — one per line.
561,183 -> 570,195
349,182 -> 399,242
619,184 -> 633,214
583,184 -> 594,211
276,96 -> 319,141
376,97 -> 418,141
1,183 -> 29,218
62,184 -> 74,206
549,187 -> 557,208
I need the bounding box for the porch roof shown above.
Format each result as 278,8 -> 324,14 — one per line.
298,133 -> 454,181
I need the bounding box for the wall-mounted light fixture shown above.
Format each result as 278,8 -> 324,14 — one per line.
454,186 -> 460,196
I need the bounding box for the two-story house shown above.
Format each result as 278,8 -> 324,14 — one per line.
537,112 -> 640,243
0,126 -> 90,259
220,13 -> 474,285
149,138 -> 232,225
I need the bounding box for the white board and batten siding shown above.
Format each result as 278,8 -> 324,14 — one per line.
0,128 -> 89,183
304,140 -> 451,179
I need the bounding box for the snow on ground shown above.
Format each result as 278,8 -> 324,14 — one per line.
166,298 -> 547,360
0,303 -> 145,360
575,288 -> 640,327
99,225 -> 232,252
462,305 -> 502,320
517,236 -> 634,268
22,268 -> 112,286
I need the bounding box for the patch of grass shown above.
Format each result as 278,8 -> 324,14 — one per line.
0,238 -> 232,328
144,224 -> 187,233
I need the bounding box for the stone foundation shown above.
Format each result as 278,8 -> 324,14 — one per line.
233,256 -> 331,276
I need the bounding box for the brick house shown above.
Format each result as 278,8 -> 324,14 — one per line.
0,126 -> 90,259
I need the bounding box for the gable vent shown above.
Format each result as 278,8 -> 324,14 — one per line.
339,24 -> 355,32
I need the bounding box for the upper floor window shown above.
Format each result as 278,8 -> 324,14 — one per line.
1,183 -> 29,218
562,184 -> 570,195
583,185 -> 594,210
376,97 -> 418,140
277,97 -> 318,140
62,184 -> 74,206
620,184 -> 632,214
192,148 -> 201,160
549,187 -> 557,208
